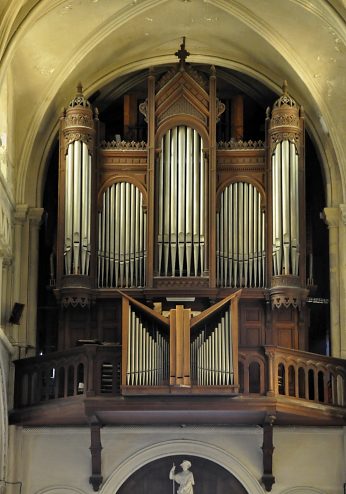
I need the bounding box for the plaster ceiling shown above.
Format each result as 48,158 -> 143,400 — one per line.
0,0 -> 345,205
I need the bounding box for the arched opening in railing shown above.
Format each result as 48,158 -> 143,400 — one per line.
298,367 -> 305,398
278,363 -> 285,395
77,363 -> 85,394
288,365 -> 295,396
238,361 -> 244,393
308,368 -> 315,400
317,370 -> 324,402
67,366 -> 74,396
249,361 -> 261,393
58,367 -> 65,398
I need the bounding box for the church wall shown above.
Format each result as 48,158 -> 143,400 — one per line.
7,425 -> 346,494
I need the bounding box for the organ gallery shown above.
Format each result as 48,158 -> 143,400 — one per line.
10,40 -> 345,494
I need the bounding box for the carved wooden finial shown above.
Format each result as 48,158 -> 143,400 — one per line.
76,82 -> 83,95
282,80 -> 288,94
175,36 -> 190,66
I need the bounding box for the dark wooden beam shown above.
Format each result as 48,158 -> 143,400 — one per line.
261,414 -> 276,492
89,416 -> 103,491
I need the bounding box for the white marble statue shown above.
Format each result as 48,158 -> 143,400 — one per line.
169,460 -> 195,494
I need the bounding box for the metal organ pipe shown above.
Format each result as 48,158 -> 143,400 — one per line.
192,307 -> 233,386
271,141 -> 299,276
126,306 -> 169,386
217,182 -> 265,287
98,182 -> 146,287
64,141 -> 92,276
157,126 -> 205,277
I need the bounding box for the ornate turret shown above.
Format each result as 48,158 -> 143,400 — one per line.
57,84 -> 98,307
267,82 -> 307,309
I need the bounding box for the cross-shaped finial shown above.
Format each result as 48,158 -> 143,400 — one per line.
175,37 -> 190,65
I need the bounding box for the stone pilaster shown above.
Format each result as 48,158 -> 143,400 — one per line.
26,208 -> 44,356
339,204 -> 346,359
323,207 -> 340,357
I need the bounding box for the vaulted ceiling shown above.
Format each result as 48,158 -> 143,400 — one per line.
0,0 -> 345,205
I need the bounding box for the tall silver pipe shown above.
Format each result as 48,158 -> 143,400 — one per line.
73,140 -> 82,274
64,143 -> 74,274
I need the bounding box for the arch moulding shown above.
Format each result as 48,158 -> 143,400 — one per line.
100,439 -> 264,494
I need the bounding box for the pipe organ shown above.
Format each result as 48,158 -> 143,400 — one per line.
271,141 -> 299,277
191,306 -> 234,386
98,182 -> 147,288
217,182 -> 265,288
55,43 -> 310,392
157,126 -> 205,277
125,304 -> 169,386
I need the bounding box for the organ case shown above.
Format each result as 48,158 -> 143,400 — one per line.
54,50 -> 310,391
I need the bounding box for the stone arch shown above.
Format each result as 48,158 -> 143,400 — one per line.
100,439 -> 264,494
35,486 -> 87,494
280,487 -> 326,494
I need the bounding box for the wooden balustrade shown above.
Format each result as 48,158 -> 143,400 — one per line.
265,345 -> 346,407
13,344 -> 346,411
14,344 -> 120,408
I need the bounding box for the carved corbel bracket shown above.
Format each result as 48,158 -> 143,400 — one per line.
89,415 -> 103,491
261,414 -> 276,492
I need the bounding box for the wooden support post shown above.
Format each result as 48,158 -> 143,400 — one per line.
123,93 -> 137,140
261,414 -> 276,492
169,306 -> 191,386
89,416 -> 103,491
231,94 -> 244,140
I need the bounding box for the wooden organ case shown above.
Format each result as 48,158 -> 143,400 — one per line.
54,47 -> 309,397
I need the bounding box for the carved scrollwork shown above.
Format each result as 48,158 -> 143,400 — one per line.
273,93 -> 297,109
158,98 -> 206,125
139,99 -> 148,123
63,113 -> 94,128
216,98 -> 226,122
271,113 -> 299,128
63,131 -> 94,154
270,132 -> 300,150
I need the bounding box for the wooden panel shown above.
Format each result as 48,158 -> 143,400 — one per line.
278,329 -> 295,349
239,302 -> 264,347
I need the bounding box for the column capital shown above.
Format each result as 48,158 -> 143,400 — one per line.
28,207 -> 45,226
323,207 -> 339,228
14,204 -> 29,224
339,204 -> 346,226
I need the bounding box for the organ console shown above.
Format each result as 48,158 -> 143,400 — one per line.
53,40 -> 310,392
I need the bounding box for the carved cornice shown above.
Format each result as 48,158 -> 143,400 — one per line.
61,295 -> 91,308
269,275 -> 308,309
62,129 -> 95,155
217,139 -> 265,150
101,140 -> 147,150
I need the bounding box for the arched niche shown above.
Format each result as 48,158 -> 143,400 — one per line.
100,440 -> 263,494
117,455 -> 248,494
